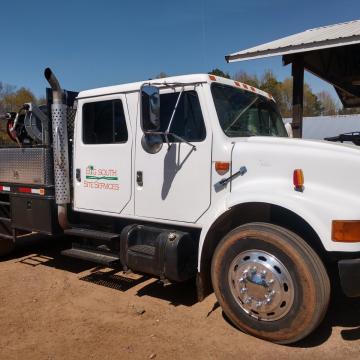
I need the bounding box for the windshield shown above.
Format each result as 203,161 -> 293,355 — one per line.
211,83 -> 288,138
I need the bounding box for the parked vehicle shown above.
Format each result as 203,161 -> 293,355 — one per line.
1,69 -> 359,344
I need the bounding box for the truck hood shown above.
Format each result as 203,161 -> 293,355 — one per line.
228,136 -> 360,253
230,136 -> 360,198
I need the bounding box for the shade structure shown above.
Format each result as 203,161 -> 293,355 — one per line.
226,20 -> 360,108
226,20 -> 360,137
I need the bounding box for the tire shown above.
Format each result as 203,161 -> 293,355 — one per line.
0,237 -> 15,258
211,222 -> 330,344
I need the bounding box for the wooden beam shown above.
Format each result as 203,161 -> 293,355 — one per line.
292,57 -> 304,138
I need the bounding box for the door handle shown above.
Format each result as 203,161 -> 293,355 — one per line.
137,171 -> 143,186
76,168 -> 81,182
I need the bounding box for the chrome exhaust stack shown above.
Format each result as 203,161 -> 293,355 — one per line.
44,68 -> 70,229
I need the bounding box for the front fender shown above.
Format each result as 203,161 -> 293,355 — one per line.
227,177 -> 360,252
197,179 -> 360,272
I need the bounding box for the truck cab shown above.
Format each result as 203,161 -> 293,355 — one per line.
72,75 -> 284,221
1,69 -> 360,344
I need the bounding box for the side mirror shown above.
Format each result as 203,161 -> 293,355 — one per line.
141,134 -> 163,154
141,85 -> 160,132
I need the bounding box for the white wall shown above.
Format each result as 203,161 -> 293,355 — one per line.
284,114 -> 360,140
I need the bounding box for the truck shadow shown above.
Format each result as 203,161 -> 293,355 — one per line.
136,278 -> 198,307
293,286 -> 360,347
79,268 -> 198,306
80,269 -> 150,292
221,266 -> 360,347
11,237 -> 198,307
12,234 -> 95,274
292,264 -> 360,347
10,241 -> 360,341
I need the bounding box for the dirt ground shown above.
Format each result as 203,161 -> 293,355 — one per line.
0,236 -> 360,360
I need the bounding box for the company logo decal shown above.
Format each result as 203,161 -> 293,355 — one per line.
84,165 -> 120,191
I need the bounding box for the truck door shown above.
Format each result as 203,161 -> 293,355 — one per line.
73,94 -> 132,214
134,87 -> 212,223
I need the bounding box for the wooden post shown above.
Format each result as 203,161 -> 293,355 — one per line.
292,57 -> 304,138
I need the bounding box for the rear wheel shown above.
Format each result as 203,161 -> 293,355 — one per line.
211,222 -> 330,344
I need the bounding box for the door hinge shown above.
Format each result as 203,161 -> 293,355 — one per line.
76,168 -> 81,182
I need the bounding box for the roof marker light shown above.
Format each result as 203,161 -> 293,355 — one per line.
209,75 -> 217,81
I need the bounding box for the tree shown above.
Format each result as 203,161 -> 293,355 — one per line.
233,71 -> 259,87
1,87 -> 36,112
36,96 -> 47,106
259,70 -> 284,113
155,72 -> 169,79
278,78 -> 293,118
302,84 -> 322,117
260,70 -> 281,95
208,68 -> 231,79
233,71 -> 335,117
0,82 -> 16,113
338,107 -> 360,115
317,91 -> 338,116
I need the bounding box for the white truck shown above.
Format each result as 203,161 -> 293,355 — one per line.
0,68 -> 359,344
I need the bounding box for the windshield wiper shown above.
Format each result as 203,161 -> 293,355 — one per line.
224,96 -> 259,132
226,130 -> 257,137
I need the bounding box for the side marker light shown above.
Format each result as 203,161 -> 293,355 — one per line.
293,169 -> 304,192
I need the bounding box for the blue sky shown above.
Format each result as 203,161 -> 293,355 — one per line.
1,0 -> 359,100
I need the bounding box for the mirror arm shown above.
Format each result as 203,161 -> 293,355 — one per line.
164,132 -> 171,149
166,88 -> 184,133
141,84 -> 196,151
167,132 -> 197,151
164,88 -> 185,150
145,131 -> 196,151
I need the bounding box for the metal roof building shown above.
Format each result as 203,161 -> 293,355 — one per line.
226,20 -> 360,137
226,20 -> 360,62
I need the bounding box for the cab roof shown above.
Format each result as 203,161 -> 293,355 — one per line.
77,73 -> 274,101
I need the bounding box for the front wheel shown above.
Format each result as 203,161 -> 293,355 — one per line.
211,222 -> 330,344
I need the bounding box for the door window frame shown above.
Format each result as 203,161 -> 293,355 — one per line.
78,94 -> 131,147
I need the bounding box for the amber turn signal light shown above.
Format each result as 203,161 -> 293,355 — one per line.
332,220 -> 360,242
293,169 -> 304,191
215,161 -> 230,175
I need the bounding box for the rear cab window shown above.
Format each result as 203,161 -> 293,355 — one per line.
82,99 -> 128,144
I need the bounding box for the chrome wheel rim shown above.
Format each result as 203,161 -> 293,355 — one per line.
228,249 -> 294,321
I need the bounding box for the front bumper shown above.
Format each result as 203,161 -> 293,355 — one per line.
338,258 -> 360,297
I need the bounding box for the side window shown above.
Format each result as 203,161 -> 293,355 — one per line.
159,91 -> 206,142
83,99 -> 128,144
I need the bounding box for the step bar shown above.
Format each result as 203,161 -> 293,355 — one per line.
61,246 -> 120,266
64,228 -> 120,242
